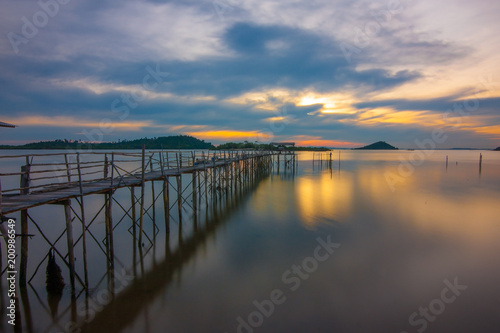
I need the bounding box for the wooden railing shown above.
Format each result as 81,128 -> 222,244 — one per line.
0,149 -> 276,203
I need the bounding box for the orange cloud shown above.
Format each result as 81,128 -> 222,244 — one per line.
296,139 -> 363,148
186,130 -> 269,141
287,135 -> 363,148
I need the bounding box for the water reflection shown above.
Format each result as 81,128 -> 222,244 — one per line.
81,177 -> 267,333
1,150 -> 500,332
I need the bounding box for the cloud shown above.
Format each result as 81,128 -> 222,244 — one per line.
0,0 -> 499,147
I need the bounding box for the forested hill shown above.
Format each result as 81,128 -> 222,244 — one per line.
354,141 -> 398,150
0,135 -> 214,150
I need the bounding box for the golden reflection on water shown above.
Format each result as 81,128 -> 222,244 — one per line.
295,171 -> 354,227
293,152 -> 500,247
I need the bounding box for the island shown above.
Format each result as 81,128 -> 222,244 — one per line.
0,135 -> 214,150
495,147 -> 500,151
0,136 -> 331,151
354,141 -> 398,150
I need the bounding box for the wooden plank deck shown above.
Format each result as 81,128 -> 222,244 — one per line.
0,158 -> 239,215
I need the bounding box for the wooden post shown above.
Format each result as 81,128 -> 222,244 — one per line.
160,151 -> 165,177
64,201 -> 76,294
104,191 -> 115,293
104,154 -> 109,179
19,210 -> 28,287
479,153 -> 483,174
212,153 -> 216,196
110,153 -> 115,187
150,157 -> 156,231
130,186 -> 137,275
163,178 -> 170,233
177,174 -> 182,222
446,155 -> 448,170
138,145 -> 146,248
64,154 -> 72,183
192,171 -> 197,213
230,161 -> 234,192
204,167 -> 208,206
225,165 -> 229,196
76,153 -> 89,288
19,157 -> 31,287
105,191 -> 114,267
20,159 -> 31,195
277,154 -> 280,174
198,162 -> 202,207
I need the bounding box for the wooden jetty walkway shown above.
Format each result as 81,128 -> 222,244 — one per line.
0,148 -> 295,296
0,148 -> 284,214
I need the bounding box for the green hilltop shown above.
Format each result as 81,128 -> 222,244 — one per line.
0,135 -> 214,150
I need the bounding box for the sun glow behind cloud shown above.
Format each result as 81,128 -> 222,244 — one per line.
0,0 -> 499,147
186,130 -> 270,142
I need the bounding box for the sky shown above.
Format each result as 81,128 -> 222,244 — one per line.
0,0 -> 499,148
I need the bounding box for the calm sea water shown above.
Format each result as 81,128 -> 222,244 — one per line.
1,149 -> 500,333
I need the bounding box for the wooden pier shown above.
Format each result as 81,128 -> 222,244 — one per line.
0,148 -> 295,296
0,148 -> 280,214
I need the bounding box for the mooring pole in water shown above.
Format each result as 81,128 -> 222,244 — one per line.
479,153 -> 483,174
63,200 -> 76,294
338,151 -> 341,171
446,155 -> 449,170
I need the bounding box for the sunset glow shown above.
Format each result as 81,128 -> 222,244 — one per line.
0,0 -> 499,148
